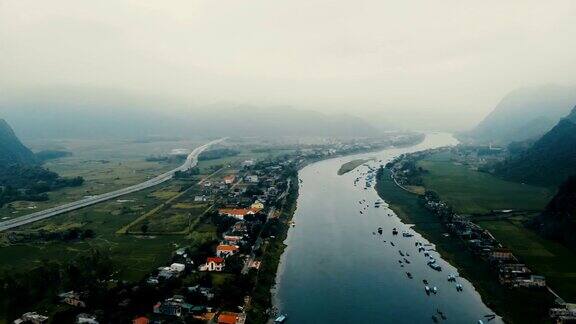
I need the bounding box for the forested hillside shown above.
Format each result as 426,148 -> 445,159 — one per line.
0,119 -> 84,207
491,107 -> 576,187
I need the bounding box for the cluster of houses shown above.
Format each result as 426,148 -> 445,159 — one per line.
146,156 -> 296,323
423,193 -> 547,289
450,145 -> 506,171
146,248 -> 192,284
12,291 -> 99,323
150,295 -> 247,324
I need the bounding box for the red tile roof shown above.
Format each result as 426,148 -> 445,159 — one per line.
218,313 -> 238,324
219,208 -> 260,216
207,257 -> 225,264
133,317 -> 149,324
217,244 -> 239,252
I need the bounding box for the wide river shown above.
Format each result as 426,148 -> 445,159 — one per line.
274,133 -> 503,324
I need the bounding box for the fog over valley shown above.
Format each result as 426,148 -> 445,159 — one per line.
2,0 -> 576,135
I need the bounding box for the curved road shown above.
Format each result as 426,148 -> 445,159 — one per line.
0,138 -> 225,232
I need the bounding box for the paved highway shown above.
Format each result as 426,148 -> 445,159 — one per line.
0,138 -> 225,232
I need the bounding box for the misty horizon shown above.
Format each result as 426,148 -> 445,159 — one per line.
2,0 -> 576,133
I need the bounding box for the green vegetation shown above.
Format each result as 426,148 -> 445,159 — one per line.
0,183 -> 192,282
0,249 -> 115,322
534,175 -> 576,251
198,148 -> 240,161
376,168 -> 554,323
0,138 -> 203,220
337,158 -> 372,175
418,151 -> 552,214
0,120 -> 85,208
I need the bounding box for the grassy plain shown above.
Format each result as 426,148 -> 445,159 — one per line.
417,152 -> 553,214
0,138 -> 206,220
0,183 -> 192,282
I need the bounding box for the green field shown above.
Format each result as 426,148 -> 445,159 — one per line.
376,168 -> 554,323
418,152 -> 553,214
478,218 -> 576,301
0,182 -> 193,282
0,138 -> 207,220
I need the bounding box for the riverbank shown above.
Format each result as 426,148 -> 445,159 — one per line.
376,167 -> 555,323
247,174 -> 299,324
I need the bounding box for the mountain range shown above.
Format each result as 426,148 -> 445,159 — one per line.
459,85 -> 576,145
1,88 -> 379,139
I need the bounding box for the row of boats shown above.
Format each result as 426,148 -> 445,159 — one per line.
358,164 -> 495,323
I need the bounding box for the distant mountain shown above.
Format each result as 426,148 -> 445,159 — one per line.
0,119 -> 84,207
0,119 -> 36,166
530,175 -> 576,250
491,106 -> 576,187
1,88 -> 379,139
460,85 -> 576,145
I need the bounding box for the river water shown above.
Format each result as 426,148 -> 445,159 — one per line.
273,133 -> 503,324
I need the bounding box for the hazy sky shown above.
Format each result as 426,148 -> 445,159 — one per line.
1,0 -> 576,129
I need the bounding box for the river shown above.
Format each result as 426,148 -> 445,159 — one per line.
273,133 -> 503,324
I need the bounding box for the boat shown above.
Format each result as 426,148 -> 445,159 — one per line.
425,286 -> 431,295
404,258 -> 410,264
275,314 -> 287,323
392,228 -> 398,235
437,310 -> 447,320
402,232 -> 414,237
432,315 -> 439,323
390,242 -> 395,246
456,284 -> 463,291
484,314 -> 496,322
406,272 -> 413,279
428,262 -> 442,271
447,274 -> 456,282
432,286 -> 438,294
423,279 -> 429,285
399,250 -> 404,257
